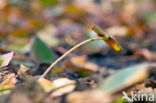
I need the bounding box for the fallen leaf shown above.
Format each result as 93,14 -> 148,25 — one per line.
18,65 -> 29,75
38,78 -> 76,98
100,63 -> 150,94
6,41 -> 30,53
17,65 -> 30,80
12,29 -> 28,38
50,78 -> 76,98
0,73 -> 17,94
51,67 -> 65,77
0,73 -> 17,86
38,78 -> 57,92
134,48 -> 156,61
8,80 -> 55,103
0,52 -> 14,68
64,56 -> 99,76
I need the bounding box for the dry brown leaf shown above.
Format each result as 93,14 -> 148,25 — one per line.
64,56 -> 99,74
17,65 -> 30,80
38,77 -> 76,98
0,73 -> 17,94
0,73 -> 17,87
38,78 -> 55,92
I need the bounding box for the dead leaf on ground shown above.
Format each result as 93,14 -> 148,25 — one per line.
0,73 -> 17,94
17,65 -> 30,80
134,48 -> 156,61
38,78 -> 76,98
64,56 -> 99,76
0,52 -> 14,68
50,78 -> 76,98
8,80 -> 55,103
100,63 -> 151,94
6,39 -> 30,53
38,78 -> 57,93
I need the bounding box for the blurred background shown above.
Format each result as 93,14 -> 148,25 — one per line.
0,0 -> 156,69
0,0 -> 156,103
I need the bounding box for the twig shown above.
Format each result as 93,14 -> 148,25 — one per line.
41,37 -> 105,78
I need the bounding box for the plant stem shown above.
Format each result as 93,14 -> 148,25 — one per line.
41,37 -> 104,78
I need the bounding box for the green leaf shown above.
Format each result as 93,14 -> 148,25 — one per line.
31,36 -> 57,63
100,64 -> 149,94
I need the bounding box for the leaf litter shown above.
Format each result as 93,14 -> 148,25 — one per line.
0,0 -> 156,103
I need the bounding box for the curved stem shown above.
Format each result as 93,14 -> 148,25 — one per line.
41,37 -> 104,78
